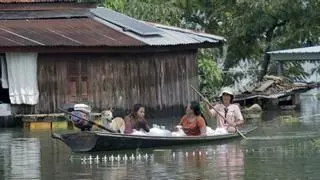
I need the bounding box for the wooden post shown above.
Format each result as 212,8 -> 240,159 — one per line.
292,92 -> 300,105
277,61 -> 284,76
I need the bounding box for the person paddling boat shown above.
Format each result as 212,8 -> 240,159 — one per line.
207,87 -> 244,133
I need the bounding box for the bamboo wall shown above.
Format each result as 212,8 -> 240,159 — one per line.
14,50 -> 200,117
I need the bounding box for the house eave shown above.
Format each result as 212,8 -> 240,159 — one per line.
0,44 -> 218,53
270,53 -> 320,61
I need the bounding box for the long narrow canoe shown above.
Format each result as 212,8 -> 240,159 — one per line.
52,126 -> 257,152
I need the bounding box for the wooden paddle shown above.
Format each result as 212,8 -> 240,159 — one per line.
190,85 -> 247,139
58,107 -> 116,133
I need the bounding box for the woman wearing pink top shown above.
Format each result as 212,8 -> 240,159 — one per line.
207,87 -> 244,133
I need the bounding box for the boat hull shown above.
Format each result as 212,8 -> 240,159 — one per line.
52,127 -> 257,152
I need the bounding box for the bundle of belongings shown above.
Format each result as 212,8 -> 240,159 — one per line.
129,124 -> 228,137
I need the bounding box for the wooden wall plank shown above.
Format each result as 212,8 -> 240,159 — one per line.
16,50 -> 199,117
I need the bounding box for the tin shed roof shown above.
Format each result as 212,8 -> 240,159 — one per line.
0,9 -> 90,20
0,0 -> 93,3
267,46 -> 320,61
0,7 -> 225,49
0,18 -> 145,47
91,8 -> 226,47
268,46 -> 320,54
139,23 -> 225,46
0,0 -> 97,11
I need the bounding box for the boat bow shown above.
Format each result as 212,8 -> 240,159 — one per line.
52,131 -> 98,152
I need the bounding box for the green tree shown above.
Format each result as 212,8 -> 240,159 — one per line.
197,50 -> 223,99
174,0 -> 320,81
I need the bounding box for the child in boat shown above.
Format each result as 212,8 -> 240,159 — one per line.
124,104 -> 150,134
177,101 -> 207,136
207,87 -> 244,133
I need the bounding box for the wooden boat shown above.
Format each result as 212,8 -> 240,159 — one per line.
52,126 -> 257,152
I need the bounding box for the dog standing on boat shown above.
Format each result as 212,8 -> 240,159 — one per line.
101,108 -> 125,134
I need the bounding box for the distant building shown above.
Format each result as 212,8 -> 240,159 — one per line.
233,75 -> 312,110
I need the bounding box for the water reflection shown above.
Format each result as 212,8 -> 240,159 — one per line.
69,143 -> 246,180
0,132 -> 12,179
215,144 -> 244,180
10,138 -> 40,180
299,89 -> 320,126
0,132 -> 41,180
243,139 -> 320,180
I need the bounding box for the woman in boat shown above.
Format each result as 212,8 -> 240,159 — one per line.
124,104 -> 150,134
207,87 -> 244,133
177,101 -> 207,136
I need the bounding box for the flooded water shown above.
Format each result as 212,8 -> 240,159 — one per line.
1,88 -> 320,180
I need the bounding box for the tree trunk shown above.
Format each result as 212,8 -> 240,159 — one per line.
259,20 -> 287,81
259,28 -> 274,81
259,45 -> 271,81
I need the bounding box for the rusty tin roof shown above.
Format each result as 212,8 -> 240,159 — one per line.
0,0 -> 92,3
0,18 -> 145,47
0,6 -> 225,49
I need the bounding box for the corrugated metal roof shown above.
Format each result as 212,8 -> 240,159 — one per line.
0,9 -> 89,20
268,46 -> 320,54
0,18 -> 145,47
92,8 -> 225,47
0,0 -> 86,3
140,26 -> 220,46
0,3 -> 95,11
268,46 -> 320,61
90,8 -> 163,36
152,23 -> 226,42
0,7 -> 225,48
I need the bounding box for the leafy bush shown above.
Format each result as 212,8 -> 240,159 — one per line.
197,50 -> 223,99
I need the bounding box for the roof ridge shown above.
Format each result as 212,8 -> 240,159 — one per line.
147,22 -> 226,42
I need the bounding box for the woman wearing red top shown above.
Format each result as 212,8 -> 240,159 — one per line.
178,101 -> 207,136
